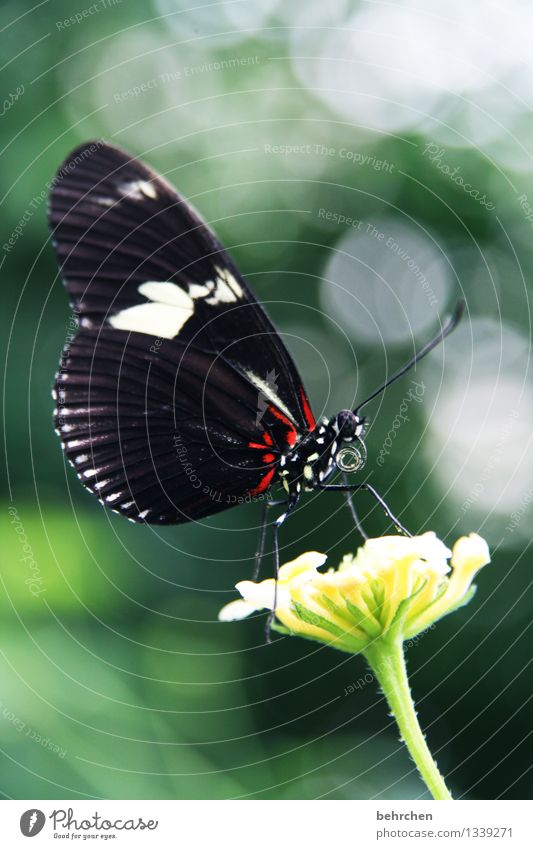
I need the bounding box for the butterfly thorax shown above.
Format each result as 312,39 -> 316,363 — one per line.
278,410 -> 367,494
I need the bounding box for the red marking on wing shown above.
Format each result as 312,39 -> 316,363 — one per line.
263,431 -> 273,446
249,467 -> 275,496
299,386 -> 316,431
268,404 -> 297,447
249,437 -> 278,462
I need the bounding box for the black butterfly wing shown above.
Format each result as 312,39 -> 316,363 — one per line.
54,327 -> 290,523
49,141 -> 316,434
50,141 -> 315,523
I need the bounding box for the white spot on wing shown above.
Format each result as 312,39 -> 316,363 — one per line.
109,303 -> 192,338
119,179 -> 158,200
205,267 -> 244,305
74,454 -> 89,465
109,280 -> 194,339
222,267 -> 244,299
206,280 -> 235,304
138,281 -> 192,309
108,268 -> 243,339
244,370 -> 297,427
188,282 -> 215,299
94,479 -> 110,491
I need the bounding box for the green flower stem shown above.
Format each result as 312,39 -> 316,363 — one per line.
364,637 -> 453,801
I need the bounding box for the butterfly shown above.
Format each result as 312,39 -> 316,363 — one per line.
50,140 -> 464,564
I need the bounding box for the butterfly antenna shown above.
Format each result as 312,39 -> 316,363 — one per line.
354,299 -> 465,415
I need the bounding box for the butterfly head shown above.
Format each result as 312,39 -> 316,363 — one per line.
334,410 -> 367,473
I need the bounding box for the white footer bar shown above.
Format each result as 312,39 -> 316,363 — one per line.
1,799 -> 529,848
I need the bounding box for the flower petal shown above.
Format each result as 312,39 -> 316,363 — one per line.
405,533 -> 490,636
235,578 -> 276,611
451,533 -> 491,574
278,551 -> 327,584
218,599 -> 259,622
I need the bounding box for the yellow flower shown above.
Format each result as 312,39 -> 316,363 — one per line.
219,532 -> 490,653
220,532 -> 491,801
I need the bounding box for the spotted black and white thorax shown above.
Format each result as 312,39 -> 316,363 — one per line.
278,410 -> 368,495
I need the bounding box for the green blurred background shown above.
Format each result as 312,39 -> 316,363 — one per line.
1,0 -> 532,800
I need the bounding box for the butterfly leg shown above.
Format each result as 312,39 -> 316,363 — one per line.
341,471 -> 368,540
316,482 -> 412,537
253,498 -> 289,580
265,490 -> 300,641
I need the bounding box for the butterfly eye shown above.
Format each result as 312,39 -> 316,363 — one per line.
336,443 -> 366,473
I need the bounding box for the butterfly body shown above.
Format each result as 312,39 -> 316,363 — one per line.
278,411 -> 367,496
